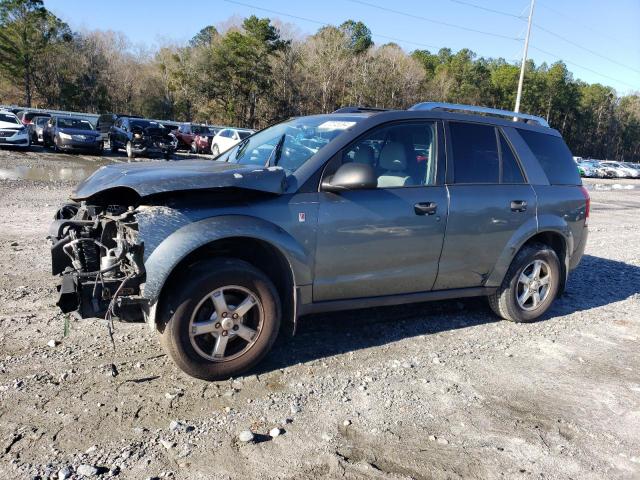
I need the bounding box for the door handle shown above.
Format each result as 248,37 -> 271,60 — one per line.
510,200 -> 527,212
414,202 -> 437,215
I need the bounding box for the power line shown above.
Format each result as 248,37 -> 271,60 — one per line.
530,46 -> 638,90
537,0 -> 639,50
225,0 -> 637,91
347,0 -> 522,42
350,0 -> 637,91
223,0 -> 439,49
448,0 -> 525,20
533,23 -> 640,75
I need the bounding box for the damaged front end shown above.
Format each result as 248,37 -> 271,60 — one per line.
49,203 -> 146,322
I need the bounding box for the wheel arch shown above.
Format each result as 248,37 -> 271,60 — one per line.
486,219 -> 572,295
142,215 -> 311,334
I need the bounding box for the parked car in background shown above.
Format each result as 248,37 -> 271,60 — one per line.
50,102 -> 589,380
16,110 -> 50,126
193,126 -> 222,154
96,113 -> 142,142
28,116 -> 51,144
623,162 -> 640,174
109,117 -> 177,160
43,116 -> 103,154
0,110 -> 30,148
210,127 -> 254,156
578,160 -> 614,178
173,123 -> 217,152
601,161 -> 639,178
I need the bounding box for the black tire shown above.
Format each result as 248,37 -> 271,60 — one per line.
109,137 -> 118,153
211,144 -> 219,157
53,136 -> 60,152
126,141 -> 135,160
164,152 -> 173,161
488,242 -> 561,323
159,258 -> 281,381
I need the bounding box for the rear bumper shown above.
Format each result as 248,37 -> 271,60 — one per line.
569,226 -> 588,271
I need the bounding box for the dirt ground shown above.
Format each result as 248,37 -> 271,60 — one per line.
0,146 -> 639,480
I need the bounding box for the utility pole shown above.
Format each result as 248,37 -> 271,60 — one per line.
514,0 -> 535,113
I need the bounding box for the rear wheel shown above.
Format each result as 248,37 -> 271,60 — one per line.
191,141 -> 198,154
109,136 -> 118,153
488,243 -> 560,323
159,258 -> 281,381
211,144 -> 219,157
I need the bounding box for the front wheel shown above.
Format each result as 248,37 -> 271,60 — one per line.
191,141 -> 198,154
211,144 -> 219,157
159,258 -> 281,381
488,243 -> 561,323
126,141 -> 135,160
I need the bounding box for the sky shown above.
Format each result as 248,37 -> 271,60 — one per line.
45,0 -> 640,95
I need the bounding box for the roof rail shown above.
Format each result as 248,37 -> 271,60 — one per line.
333,106 -> 393,113
408,102 -> 549,127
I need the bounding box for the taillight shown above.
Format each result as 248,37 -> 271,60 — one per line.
580,185 -> 590,225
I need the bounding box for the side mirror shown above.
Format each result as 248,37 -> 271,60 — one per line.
322,162 -> 377,193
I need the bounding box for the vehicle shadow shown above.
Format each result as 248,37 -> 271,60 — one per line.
256,254 -> 640,374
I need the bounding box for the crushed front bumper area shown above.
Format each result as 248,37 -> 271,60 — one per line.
50,204 -> 147,321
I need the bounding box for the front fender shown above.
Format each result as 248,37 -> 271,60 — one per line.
141,214 -> 312,304
484,215 -> 573,287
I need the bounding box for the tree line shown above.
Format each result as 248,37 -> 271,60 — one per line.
1,0 -> 638,161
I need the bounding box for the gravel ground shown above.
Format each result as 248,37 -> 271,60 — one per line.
0,147 -> 639,480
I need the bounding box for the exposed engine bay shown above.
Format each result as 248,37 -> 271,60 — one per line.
49,203 -> 146,321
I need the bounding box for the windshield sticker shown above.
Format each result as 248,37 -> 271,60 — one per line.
317,121 -> 356,130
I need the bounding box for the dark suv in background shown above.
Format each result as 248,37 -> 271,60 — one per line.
108,117 -> 177,159
50,102 -> 588,381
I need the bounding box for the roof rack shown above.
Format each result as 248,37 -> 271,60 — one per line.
408,102 -> 549,127
333,106 -> 393,113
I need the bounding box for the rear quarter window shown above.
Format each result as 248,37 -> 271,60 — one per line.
518,129 -> 581,185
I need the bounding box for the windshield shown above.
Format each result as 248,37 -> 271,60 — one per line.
59,118 -> 94,130
0,113 -> 20,125
218,115 -> 365,172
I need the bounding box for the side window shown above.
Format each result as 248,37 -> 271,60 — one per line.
499,133 -> 525,183
341,122 -> 437,188
518,129 -> 581,185
449,122 -> 499,184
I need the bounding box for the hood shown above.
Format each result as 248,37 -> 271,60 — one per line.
71,160 -> 287,201
0,121 -> 22,130
133,125 -> 171,137
59,128 -> 100,136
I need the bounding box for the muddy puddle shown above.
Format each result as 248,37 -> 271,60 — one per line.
0,160 -> 111,182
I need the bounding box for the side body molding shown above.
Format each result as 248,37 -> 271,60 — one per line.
141,215 -> 312,305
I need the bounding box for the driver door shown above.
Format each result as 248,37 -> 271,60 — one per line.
313,120 -> 449,302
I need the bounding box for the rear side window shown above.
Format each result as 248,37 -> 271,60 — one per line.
518,130 -> 581,185
499,134 -> 525,183
450,122 -> 499,183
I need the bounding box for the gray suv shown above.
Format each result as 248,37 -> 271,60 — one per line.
49,103 -> 589,380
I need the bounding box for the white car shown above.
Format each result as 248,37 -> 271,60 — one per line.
602,161 -> 639,178
210,127 -> 255,156
0,110 -> 30,148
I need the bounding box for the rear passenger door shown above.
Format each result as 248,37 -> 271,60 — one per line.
433,122 -> 537,290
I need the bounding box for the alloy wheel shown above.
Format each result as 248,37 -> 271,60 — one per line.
188,285 -> 263,362
516,259 -> 552,311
